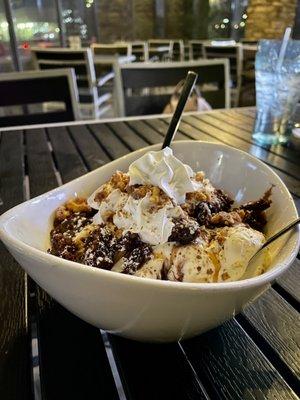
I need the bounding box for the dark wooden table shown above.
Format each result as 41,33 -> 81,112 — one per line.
0,108 -> 299,400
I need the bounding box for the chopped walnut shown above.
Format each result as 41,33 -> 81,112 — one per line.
186,191 -> 208,203
94,172 -> 129,203
65,198 -> 91,213
150,186 -> 161,203
73,224 -> 98,246
195,171 -> 205,182
127,184 -> 151,199
127,184 -> 170,207
95,185 -> 113,203
210,211 -> 243,227
55,206 -> 70,221
103,210 -> 115,222
221,272 -> 230,281
110,171 -> 130,191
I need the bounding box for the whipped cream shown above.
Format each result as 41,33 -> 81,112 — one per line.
128,147 -> 202,204
90,188 -> 183,245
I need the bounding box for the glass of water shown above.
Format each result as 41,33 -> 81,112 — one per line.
253,39 -> 300,145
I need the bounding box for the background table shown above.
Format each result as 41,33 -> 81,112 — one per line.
0,108 -> 299,400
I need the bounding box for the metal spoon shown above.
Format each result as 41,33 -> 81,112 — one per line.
248,217 -> 300,265
162,70 -> 198,149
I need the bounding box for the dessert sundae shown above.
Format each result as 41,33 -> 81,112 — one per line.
49,147 -> 272,283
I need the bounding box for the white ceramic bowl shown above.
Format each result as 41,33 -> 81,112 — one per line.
0,141 -> 299,342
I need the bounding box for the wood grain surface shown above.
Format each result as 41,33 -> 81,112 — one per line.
0,132 -> 31,399
27,127 -> 119,399
1,108 -> 299,399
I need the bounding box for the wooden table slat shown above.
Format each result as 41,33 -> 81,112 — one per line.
0,132 -> 25,213
89,123 -> 129,159
0,131 -> 32,400
221,109 -> 256,124
184,115 -> 300,179
182,319 -> 298,400
36,293 -> 119,399
210,111 -> 300,163
277,258 -> 300,303
69,125 -> 111,170
47,126 -> 87,183
127,120 -> 164,145
234,107 -> 256,117
144,117 -> 190,141
175,117 -> 300,196
25,128 -> 119,399
109,121 -> 148,150
208,111 -> 255,133
1,108 -> 299,400
108,335 -> 209,400
26,129 -> 58,196
242,288 -> 300,381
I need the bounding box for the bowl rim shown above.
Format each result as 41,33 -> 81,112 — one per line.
0,140 -> 299,292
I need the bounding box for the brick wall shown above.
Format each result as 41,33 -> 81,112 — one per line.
98,0 -> 134,42
132,0 -> 155,40
165,0 -> 185,38
98,0 -> 209,42
245,0 -> 297,40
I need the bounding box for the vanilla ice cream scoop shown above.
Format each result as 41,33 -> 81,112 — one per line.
166,226 -> 265,283
217,225 -> 265,282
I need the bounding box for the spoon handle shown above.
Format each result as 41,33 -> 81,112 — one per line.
260,217 -> 300,251
162,71 -> 198,149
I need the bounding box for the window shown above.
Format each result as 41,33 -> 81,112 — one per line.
208,0 -> 248,40
61,0 -> 98,46
0,2 -> 13,72
11,0 -> 60,70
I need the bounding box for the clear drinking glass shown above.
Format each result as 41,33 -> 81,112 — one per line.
253,39 -> 300,145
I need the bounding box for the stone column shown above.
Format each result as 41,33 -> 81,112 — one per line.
165,0 -> 185,38
184,0 -> 209,39
293,0 -> 300,39
245,0 -> 297,40
98,0 -> 134,42
132,0 -> 155,39
164,0 -> 209,39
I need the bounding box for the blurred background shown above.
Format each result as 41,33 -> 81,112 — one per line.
1,0 -> 300,73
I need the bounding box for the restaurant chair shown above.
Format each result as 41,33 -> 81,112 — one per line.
31,47 -> 112,119
131,41 -> 149,62
203,43 -> 243,107
91,44 -> 137,116
0,69 -> 79,128
171,40 -> 185,61
91,43 -> 132,57
241,39 -> 258,45
148,39 -> 173,61
183,43 -> 190,60
147,40 -> 184,62
114,59 -> 230,117
239,44 -> 257,107
188,40 -> 205,60
91,43 -> 135,78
